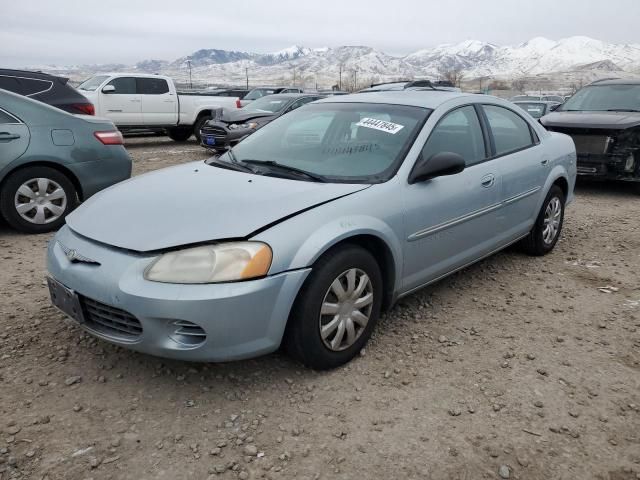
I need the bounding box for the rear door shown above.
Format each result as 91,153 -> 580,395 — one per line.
138,77 -> 177,126
0,108 -> 29,166
101,77 -> 142,125
480,104 -> 547,242
402,105 -> 502,292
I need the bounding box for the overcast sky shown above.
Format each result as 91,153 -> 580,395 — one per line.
1,0 -> 639,67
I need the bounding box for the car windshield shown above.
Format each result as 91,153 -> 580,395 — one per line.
515,102 -> 546,118
208,102 -> 431,183
244,88 -> 276,101
244,95 -> 291,113
560,84 -> 640,112
77,75 -> 110,91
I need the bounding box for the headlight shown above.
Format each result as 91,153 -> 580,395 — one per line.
229,122 -> 259,130
144,242 -> 272,284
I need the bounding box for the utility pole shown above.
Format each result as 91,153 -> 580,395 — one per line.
186,60 -> 192,89
339,63 -> 343,90
245,67 -> 249,89
292,66 -> 296,86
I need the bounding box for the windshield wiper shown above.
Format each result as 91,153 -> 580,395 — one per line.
241,160 -> 327,183
206,155 -> 254,173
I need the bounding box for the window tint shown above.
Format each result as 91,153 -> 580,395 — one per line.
483,105 -> 534,156
136,78 -> 169,95
0,76 -> 52,96
0,109 -> 17,123
105,77 -> 137,94
421,106 -> 486,166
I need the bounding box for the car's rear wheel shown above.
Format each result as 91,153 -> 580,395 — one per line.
520,185 -> 565,256
194,115 -> 212,143
0,166 -> 77,234
284,245 -> 383,370
167,127 -> 192,142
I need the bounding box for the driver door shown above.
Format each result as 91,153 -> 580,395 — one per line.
401,105 -> 502,292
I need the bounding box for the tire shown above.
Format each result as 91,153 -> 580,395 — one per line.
284,245 -> 383,370
167,127 -> 192,142
520,185 -> 565,256
0,166 -> 78,234
193,115 -> 212,143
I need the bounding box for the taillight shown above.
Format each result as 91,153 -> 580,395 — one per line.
94,131 -> 124,145
73,103 -> 95,115
236,99 -> 242,108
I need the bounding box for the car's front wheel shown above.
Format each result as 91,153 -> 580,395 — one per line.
284,245 -> 383,370
0,166 -> 77,234
520,185 -> 565,256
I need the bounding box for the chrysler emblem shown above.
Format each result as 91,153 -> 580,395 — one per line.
66,249 -> 78,262
58,242 -> 100,265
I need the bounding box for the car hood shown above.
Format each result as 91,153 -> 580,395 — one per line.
541,111 -> 640,130
66,162 -> 369,252
222,110 -> 277,124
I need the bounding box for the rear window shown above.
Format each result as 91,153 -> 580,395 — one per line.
0,109 -> 18,123
137,78 -> 169,95
0,75 -> 52,96
515,102 -> 546,119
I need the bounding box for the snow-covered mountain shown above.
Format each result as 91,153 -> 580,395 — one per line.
30,36 -> 640,88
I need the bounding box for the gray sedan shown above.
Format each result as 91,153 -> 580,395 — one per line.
0,89 -> 131,233
47,91 -> 576,369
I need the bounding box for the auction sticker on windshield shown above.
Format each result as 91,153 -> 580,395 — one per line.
356,118 -> 405,134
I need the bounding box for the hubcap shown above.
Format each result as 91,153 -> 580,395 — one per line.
14,178 -> 67,225
319,268 -> 374,352
542,196 -> 562,245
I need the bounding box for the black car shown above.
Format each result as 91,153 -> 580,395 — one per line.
0,69 -> 94,115
541,79 -> 640,190
200,93 -> 323,152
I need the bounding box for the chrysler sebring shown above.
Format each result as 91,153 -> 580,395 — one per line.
47,91 -> 576,369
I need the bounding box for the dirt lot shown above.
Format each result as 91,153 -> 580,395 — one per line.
1,137 -> 639,480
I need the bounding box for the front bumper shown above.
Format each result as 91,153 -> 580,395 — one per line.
199,122 -> 254,151
47,226 -> 310,362
576,153 -> 639,181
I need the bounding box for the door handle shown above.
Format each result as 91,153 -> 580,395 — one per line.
541,159 -> 550,166
0,132 -> 20,141
481,173 -> 495,188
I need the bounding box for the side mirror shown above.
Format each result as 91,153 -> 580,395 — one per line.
102,85 -> 116,94
408,152 -> 466,184
549,104 -> 560,112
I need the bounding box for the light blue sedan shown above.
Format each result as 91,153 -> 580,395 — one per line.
47,91 -> 577,369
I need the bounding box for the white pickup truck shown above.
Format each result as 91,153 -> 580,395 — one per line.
76,73 -> 245,141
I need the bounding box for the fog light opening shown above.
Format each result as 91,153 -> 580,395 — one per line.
624,153 -> 635,172
168,320 -> 207,347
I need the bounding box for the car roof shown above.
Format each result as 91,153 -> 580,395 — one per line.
513,100 -> 560,105
314,91 -> 473,109
258,93 -> 318,100
588,78 -> 640,86
0,69 -> 67,82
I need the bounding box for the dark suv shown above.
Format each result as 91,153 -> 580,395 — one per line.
541,79 -> 640,191
0,69 -> 94,115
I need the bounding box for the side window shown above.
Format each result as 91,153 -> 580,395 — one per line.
421,106 -> 487,166
0,76 -> 51,96
105,77 -> 137,94
287,99 -> 307,111
0,109 -> 18,123
136,78 -> 169,95
483,105 -> 534,156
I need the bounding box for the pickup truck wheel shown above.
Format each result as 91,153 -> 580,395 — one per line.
194,116 -> 212,143
167,127 -> 192,142
520,185 -> 565,256
284,245 -> 383,370
0,166 -> 78,234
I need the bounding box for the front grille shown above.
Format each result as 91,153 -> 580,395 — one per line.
546,127 -> 611,155
200,125 -> 227,138
81,297 -> 143,341
569,135 -> 609,155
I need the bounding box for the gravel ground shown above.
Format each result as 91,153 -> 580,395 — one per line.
1,137 -> 639,480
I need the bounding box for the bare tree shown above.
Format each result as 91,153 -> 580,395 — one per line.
512,79 -> 527,92
438,68 -> 465,87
